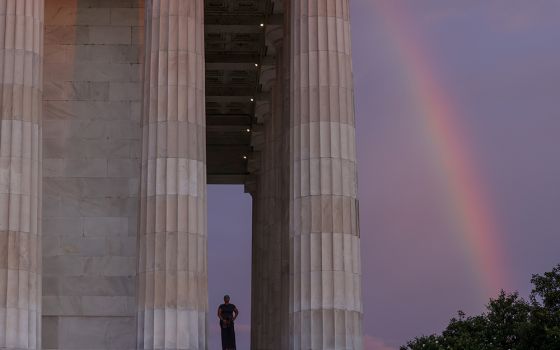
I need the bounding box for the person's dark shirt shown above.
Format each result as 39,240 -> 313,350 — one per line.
219,303 -> 236,323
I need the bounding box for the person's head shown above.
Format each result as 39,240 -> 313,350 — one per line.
223,295 -> 230,303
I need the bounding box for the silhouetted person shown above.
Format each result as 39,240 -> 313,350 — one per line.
218,295 -> 238,350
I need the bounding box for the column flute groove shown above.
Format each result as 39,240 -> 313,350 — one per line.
251,39 -> 290,348
289,0 -> 362,349
0,1 -> 44,349
138,1 -> 207,349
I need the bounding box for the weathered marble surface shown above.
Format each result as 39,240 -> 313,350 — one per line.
0,0 -> 44,349
289,0 -> 363,348
41,0 -> 143,349
1,1 -> 364,349
250,20 -> 291,349
42,316 -> 136,350
136,1 -> 208,349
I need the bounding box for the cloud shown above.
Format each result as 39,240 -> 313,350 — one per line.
363,334 -> 398,350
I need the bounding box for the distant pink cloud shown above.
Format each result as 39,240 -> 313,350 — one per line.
364,334 -> 398,350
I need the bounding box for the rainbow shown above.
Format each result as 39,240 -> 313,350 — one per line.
370,0 -> 511,296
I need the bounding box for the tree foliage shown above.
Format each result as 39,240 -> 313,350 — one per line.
401,264 -> 560,350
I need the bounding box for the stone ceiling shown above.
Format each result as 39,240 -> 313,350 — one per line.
205,0 -> 275,184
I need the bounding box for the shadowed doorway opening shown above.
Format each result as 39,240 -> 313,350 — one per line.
207,185 -> 252,349
204,2 -> 270,347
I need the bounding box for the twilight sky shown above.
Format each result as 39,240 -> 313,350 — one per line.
207,1 -> 560,349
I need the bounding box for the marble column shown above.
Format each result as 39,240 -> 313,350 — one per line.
289,0 -> 363,349
249,179 -> 264,348
250,25 -> 290,349
137,1 -> 207,349
0,1 -> 44,349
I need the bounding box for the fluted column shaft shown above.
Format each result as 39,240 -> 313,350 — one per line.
251,43 -> 290,349
0,1 -> 43,349
137,1 -> 207,349
289,1 -> 362,349
250,183 -> 264,347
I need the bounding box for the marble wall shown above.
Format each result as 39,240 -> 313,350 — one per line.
41,1 -> 144,348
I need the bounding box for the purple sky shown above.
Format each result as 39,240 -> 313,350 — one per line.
207,1 -> 560,349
